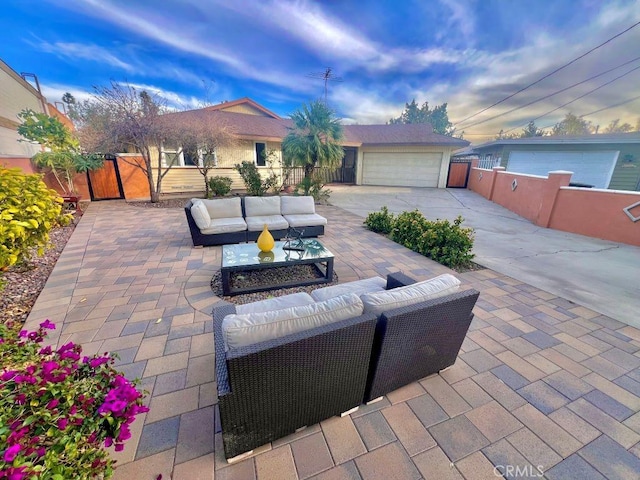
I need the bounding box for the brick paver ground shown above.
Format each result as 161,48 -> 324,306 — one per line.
24,200 -> 640,479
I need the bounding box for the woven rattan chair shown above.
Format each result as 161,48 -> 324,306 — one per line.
213,301 -> 377,461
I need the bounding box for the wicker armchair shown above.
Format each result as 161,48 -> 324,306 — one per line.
214,301 -> 377,460
364,273 -> 480,402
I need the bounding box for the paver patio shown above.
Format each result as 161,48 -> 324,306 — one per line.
24,200 -> 640,479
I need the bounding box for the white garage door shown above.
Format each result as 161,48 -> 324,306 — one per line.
362,152 -> 442,187
507,151 -> 619,188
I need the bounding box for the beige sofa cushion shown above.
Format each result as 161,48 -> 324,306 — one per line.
281,196 -> 315,215
221,293 -> 364,351
244,196 -> 281,217
190,200 -> 210,230
361,274 -> 460,315
236,292 -> 315,315
311,276 -> 387,302
192,197 -> 243,220
283,213 -> 327,228
200,217 -> 247,234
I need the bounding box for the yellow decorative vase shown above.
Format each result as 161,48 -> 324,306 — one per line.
257,224 -> 275,252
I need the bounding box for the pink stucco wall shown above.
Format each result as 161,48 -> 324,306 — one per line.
1,157 -> 36,174
468,167 -> 640,247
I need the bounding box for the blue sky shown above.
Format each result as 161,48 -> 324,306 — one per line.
2,0 -> 640,142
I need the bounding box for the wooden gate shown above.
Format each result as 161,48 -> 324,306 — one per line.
87,157 -> 124,200
446,160 -> 471,188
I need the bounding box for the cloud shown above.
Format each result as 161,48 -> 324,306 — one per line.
32,38 -> 135,72
40,84 -> 94,105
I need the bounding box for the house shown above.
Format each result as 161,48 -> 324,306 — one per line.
0,58 -> 49,173
158,98 -> 469,193
472,133 -> 640,191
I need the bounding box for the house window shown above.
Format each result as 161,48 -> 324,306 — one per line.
161,143 -> 217,167
255,142 -> 266,167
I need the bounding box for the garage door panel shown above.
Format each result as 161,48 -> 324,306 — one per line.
507,151 -> 618,189
363,152 -> 442,187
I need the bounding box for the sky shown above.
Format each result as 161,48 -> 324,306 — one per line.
2,0 -> 640,143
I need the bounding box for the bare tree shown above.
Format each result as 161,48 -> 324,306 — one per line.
74,82 -> 235,202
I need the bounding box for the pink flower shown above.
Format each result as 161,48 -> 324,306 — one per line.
57,418 -> 68,430
1,370 -> 17,381
46,399 -> 59,409
39,345 -> 52,355
3,444 -> 21,462
39,320 -> 56,330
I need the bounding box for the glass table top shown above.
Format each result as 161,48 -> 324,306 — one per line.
221,239 -> 334,269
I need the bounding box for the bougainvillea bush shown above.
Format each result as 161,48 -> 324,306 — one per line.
0,320 -> 148,479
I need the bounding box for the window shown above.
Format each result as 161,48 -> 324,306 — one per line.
255,142 -> 266,167
161,143 -> 216,167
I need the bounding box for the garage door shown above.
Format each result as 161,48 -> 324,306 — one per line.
507,151 -> 619,188
362,152 -> 442,187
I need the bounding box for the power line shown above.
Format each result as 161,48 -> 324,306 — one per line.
538,94 -> 640,130
501,63 -> 640,134
458,55 -> 640,130
454,20 -> 640,127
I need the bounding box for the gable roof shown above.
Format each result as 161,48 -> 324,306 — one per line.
168,99 -> 469,147
473,132 -> 640,151
203,97 -> 281,119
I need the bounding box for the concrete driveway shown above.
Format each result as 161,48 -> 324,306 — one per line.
328,185 -> 640,328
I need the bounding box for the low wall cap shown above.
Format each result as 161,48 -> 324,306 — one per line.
548,170 -> 574,174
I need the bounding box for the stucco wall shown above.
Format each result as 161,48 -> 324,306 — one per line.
467,167 -> 494,199
1,157 -> 36,173
491,171 -> 548,223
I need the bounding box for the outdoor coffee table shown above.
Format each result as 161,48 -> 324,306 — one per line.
221,239 -> 335,296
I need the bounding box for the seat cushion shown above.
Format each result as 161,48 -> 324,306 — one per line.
190,201 -> 210,230
194,197 -> 243,220
236,292 -> 315,315
361,274 -> 461,315
200,217 -> 247,234
244,196 -> 281,217
311,276 -> 387,302
281,196 -> 316,215
283,213 -> 327,228
221,293 -> 364,351
245,215 -> 289,231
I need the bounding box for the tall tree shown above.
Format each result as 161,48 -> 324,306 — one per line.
552,113 -> 594,135
281,100 -> 344,180
520,120 -> 545,138
73,83 -> 234,202
603,119 -> 633,133
389,99 -> 456,136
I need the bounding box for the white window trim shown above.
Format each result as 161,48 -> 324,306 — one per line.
161,143 -> 217,168
254,141 -> 267,167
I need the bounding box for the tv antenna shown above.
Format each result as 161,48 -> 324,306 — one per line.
307,67 -> 343,103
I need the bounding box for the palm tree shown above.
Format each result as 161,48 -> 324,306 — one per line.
282,100 -> 344,181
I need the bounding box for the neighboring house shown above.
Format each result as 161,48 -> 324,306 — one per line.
0,58 -> 50,173
159,98 -> 469,193
472,133 -> 640,191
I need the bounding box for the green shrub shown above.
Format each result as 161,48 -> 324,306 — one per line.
0,320 -> 148,479
234,161 -> 267,196
364,206 -> 395,234
207,176 -> 233,197
294,176 -> 331,203
391,210 -> 475,269
0,168 -> 71,269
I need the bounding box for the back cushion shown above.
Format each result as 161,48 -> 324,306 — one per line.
197,197 -> 242,219
222,293 -> 364,351
281,196 -> 315,215
244,196 -> 281,217
190,201 -> 210,230
361,274 -> 461,315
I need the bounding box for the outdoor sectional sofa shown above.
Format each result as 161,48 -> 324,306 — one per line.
184,195 -> 327,247
213,272 -> 480,460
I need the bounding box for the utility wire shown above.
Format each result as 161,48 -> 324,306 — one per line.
454,20 -> 640,127
458,55 -> 640,130
501,64 -> 640,134
538,94 -> 640,130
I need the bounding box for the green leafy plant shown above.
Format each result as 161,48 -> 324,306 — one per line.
390,210 -> 475,269
0,168 -> 71,270
207,176 -> 233,197
364,206 -> 395,234
234,161 -> 268,196
17,109 -> 103,195
0,320 -> 148,479
294,175 -> 331,203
